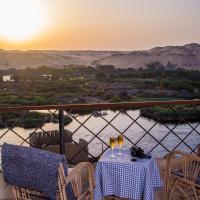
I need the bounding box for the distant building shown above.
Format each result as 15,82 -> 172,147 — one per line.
42,74 -> 52,80
165,65 -> 177,71
3,75 -> 12,82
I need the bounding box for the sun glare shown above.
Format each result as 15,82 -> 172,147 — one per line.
0,0 -> 47,42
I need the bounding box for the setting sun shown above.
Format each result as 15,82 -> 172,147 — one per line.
0,0 -> 47,42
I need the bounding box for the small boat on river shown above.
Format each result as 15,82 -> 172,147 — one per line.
93,110 -> 108,117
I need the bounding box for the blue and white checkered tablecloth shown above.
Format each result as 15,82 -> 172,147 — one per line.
94,149 -> 163,200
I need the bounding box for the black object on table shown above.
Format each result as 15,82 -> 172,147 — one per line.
130,145 -> 151,159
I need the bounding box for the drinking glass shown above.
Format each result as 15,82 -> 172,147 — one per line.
109,137 -> 116,158
117,135 -> 123,155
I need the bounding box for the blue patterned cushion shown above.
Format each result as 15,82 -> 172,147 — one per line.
1,143 -> 75,200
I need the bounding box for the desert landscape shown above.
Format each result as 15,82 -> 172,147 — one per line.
1,43 -> 200,70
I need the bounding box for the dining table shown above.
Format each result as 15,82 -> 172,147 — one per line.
94,148 -> 163,200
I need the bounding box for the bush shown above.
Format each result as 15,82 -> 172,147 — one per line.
0,112 -> 72,129
109,95 -> 122,103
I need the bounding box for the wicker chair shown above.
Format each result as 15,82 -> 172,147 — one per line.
165,151 -> 200,200
11,162 -> 95,200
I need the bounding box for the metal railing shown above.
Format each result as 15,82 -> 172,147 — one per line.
0,100 -> 200,165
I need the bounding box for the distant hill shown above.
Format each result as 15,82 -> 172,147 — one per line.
0,43 -> 200,70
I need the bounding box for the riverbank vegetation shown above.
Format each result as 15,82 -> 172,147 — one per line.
0,62 -> 200,125
0,63 -> 200,107
141,106 -> 200,123
0,112 -> 72,129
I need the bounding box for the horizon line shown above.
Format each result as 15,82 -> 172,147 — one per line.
1,42 -> 199,52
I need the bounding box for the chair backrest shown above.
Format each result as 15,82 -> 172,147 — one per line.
58,163 -> 68,200
11,162 -> 94,200
166,150 -> 200,183
182,154 -> 200,183
12,164 -> 67,200
165,151 -> 200,200
2,143 -> 68,200
62,162 -> 94,200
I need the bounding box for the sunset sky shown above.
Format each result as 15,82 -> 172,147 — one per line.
0,0 -> 200,50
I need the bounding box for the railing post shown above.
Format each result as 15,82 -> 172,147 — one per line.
59,109 -> 65,154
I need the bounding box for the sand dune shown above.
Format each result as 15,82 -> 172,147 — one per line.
95,43 -> 200,69
0,43 -> 200,69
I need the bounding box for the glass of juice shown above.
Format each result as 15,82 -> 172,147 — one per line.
117,135 -> 123,155
110,137 -> 116,158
